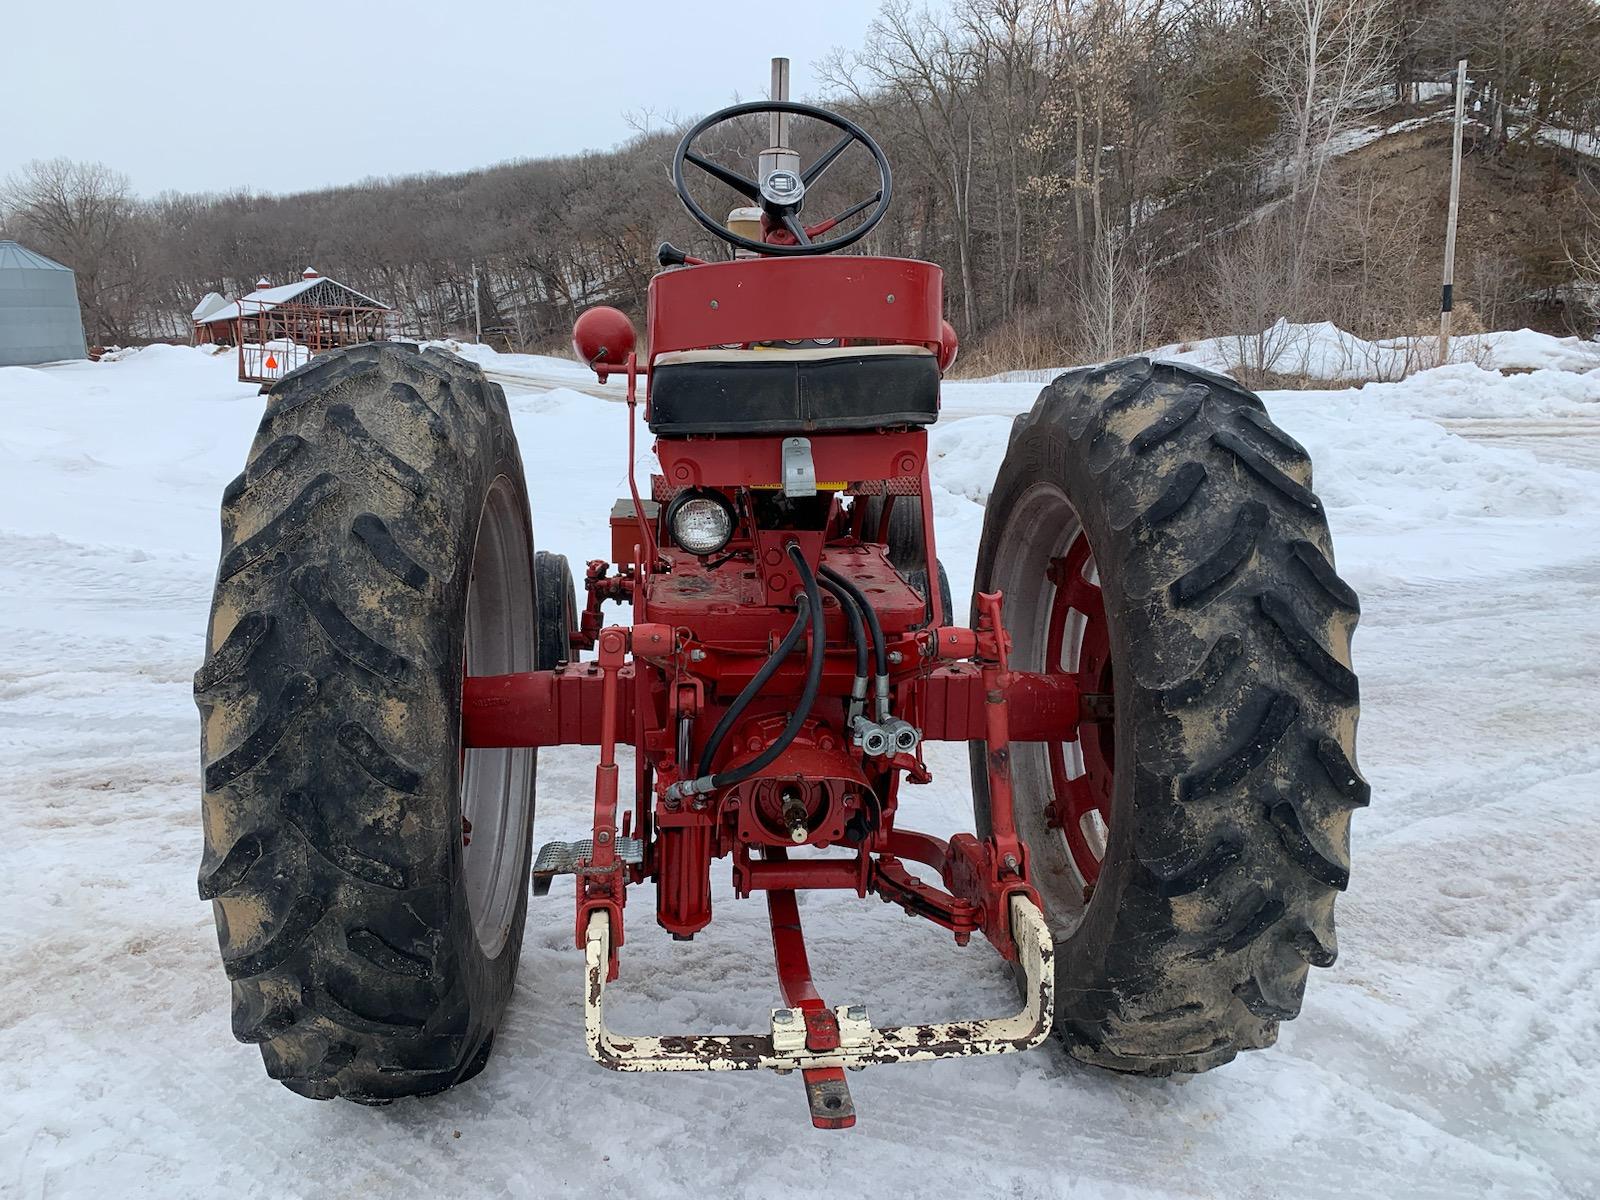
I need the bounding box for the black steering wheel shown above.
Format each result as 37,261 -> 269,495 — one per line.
671,100 -> 893,257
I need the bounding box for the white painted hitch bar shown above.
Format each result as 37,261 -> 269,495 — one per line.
583,895 -> 1055,1072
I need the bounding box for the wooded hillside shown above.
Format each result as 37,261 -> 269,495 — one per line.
6,0 -> 1599,373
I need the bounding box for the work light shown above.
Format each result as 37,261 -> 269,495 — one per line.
667,492 -> 735,556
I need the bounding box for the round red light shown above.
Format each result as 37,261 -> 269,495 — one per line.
572,306 -> 636,367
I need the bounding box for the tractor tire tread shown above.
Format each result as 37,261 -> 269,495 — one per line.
352,512 -> 434,591
973,355 -> 1363,1077
196,341 -> 533,1102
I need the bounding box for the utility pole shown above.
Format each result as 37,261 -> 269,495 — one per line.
471,259 -> 483,344
1439,58 -> 1469,365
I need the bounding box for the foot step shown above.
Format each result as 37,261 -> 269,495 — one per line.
532,837 -> 644,895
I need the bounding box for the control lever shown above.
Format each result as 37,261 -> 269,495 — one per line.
657,242 -> 706,268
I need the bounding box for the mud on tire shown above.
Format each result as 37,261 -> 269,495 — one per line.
195,343 -> 538,1101
971,357 -> 1367,1075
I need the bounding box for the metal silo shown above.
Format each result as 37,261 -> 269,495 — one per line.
0,241 -> 88,366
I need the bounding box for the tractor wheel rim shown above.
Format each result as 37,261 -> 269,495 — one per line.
460,475 -> 536,957
1043,529 -> 1115,890
990,482 -> 1116,930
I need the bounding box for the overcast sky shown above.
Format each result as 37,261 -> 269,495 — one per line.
4,0 -> 932,197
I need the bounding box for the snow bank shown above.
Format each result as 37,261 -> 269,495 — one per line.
1269,385 -> 1587,519
1340,360 -> 1600,420
935,365 -> 1600,587
948,355 -> 1600,487
1475,327 -> 1600,374
978,321 -> 1600,388
1147,321 -> 1600,383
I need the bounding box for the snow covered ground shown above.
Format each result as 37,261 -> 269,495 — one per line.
2,343 -> 1598,1198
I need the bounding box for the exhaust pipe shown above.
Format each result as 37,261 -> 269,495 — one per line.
760,57 -> 799,183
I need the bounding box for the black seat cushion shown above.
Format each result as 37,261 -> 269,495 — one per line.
648,349 -> 939,435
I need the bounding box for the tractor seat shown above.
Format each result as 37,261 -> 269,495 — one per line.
648,344 -> 940,436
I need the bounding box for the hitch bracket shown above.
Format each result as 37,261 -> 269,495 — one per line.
581,893 -> 1055,1092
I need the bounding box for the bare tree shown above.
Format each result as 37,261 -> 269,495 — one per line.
1023,0 -> 1156,290
1206,206 -> 1315,382
1261,0 -> 1396,215
1076,229 -> 1153,359
823,2 -> 984,331
1564,181 -> 1600,340
1,158 -> 144,343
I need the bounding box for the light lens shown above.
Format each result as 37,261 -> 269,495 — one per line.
671,495 -> 734,555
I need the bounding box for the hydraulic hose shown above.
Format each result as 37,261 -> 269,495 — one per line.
819,563 -> 889,720
818,573 -> 868,718
709,546 -> 827,791
669,543 -> 826,801
696,591 -> 810,777
819,565 -> 886,678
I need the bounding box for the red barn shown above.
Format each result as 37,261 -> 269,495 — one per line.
192,268 -> 392,384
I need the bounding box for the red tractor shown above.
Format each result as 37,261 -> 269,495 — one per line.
195,79 -> 1364,1129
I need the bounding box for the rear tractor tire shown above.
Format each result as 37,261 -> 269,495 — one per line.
972,357 -> 1366,1076
194,342 -> 544,1102
860,493 -> 954,626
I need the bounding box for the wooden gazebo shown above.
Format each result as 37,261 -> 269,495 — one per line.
193,268 -> 392,384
